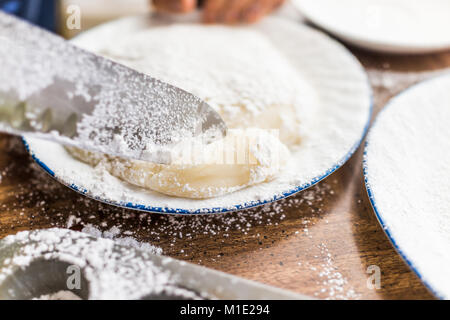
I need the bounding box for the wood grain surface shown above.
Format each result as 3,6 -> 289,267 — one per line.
0,16 -> 449,300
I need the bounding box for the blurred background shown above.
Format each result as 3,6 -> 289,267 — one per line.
2,0 -> 448,53
0,0 -> 151,38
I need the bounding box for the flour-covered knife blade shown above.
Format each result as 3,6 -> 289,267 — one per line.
0,12 -> 226,164
0,229 -> 311,300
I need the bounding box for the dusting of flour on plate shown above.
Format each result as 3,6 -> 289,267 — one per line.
98,24 -> 312,137
365,73 -> 450,299
67,24 -> 309,199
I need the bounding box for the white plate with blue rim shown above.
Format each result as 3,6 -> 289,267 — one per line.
292,0 -> 450,54
23,14 -> 372,214
364,73 -> 450,299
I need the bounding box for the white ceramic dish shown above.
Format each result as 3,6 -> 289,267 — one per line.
364,73 -> 450,299
24,14 -> 372,214
292,0 -> 450,54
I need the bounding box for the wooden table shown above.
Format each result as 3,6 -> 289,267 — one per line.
0,29 -> 449,300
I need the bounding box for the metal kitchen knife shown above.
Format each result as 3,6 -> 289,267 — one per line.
0,11 -> 226,164
0,229 -> 312,300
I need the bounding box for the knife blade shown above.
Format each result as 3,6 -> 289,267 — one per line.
0,12 -> 227,164
0,228 -> 312,300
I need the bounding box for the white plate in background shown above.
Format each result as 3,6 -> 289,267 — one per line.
292,0 -> 450,54
364,73 -> 450,299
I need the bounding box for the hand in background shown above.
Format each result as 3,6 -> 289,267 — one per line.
152,0 -> 285,23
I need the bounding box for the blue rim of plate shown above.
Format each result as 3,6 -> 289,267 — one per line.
21,26 -> 374,215
363,73 -> 450,300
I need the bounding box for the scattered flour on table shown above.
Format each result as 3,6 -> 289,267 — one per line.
81,224 -> 162,255
368,67 -> 450,102
313,243 -> 359,300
